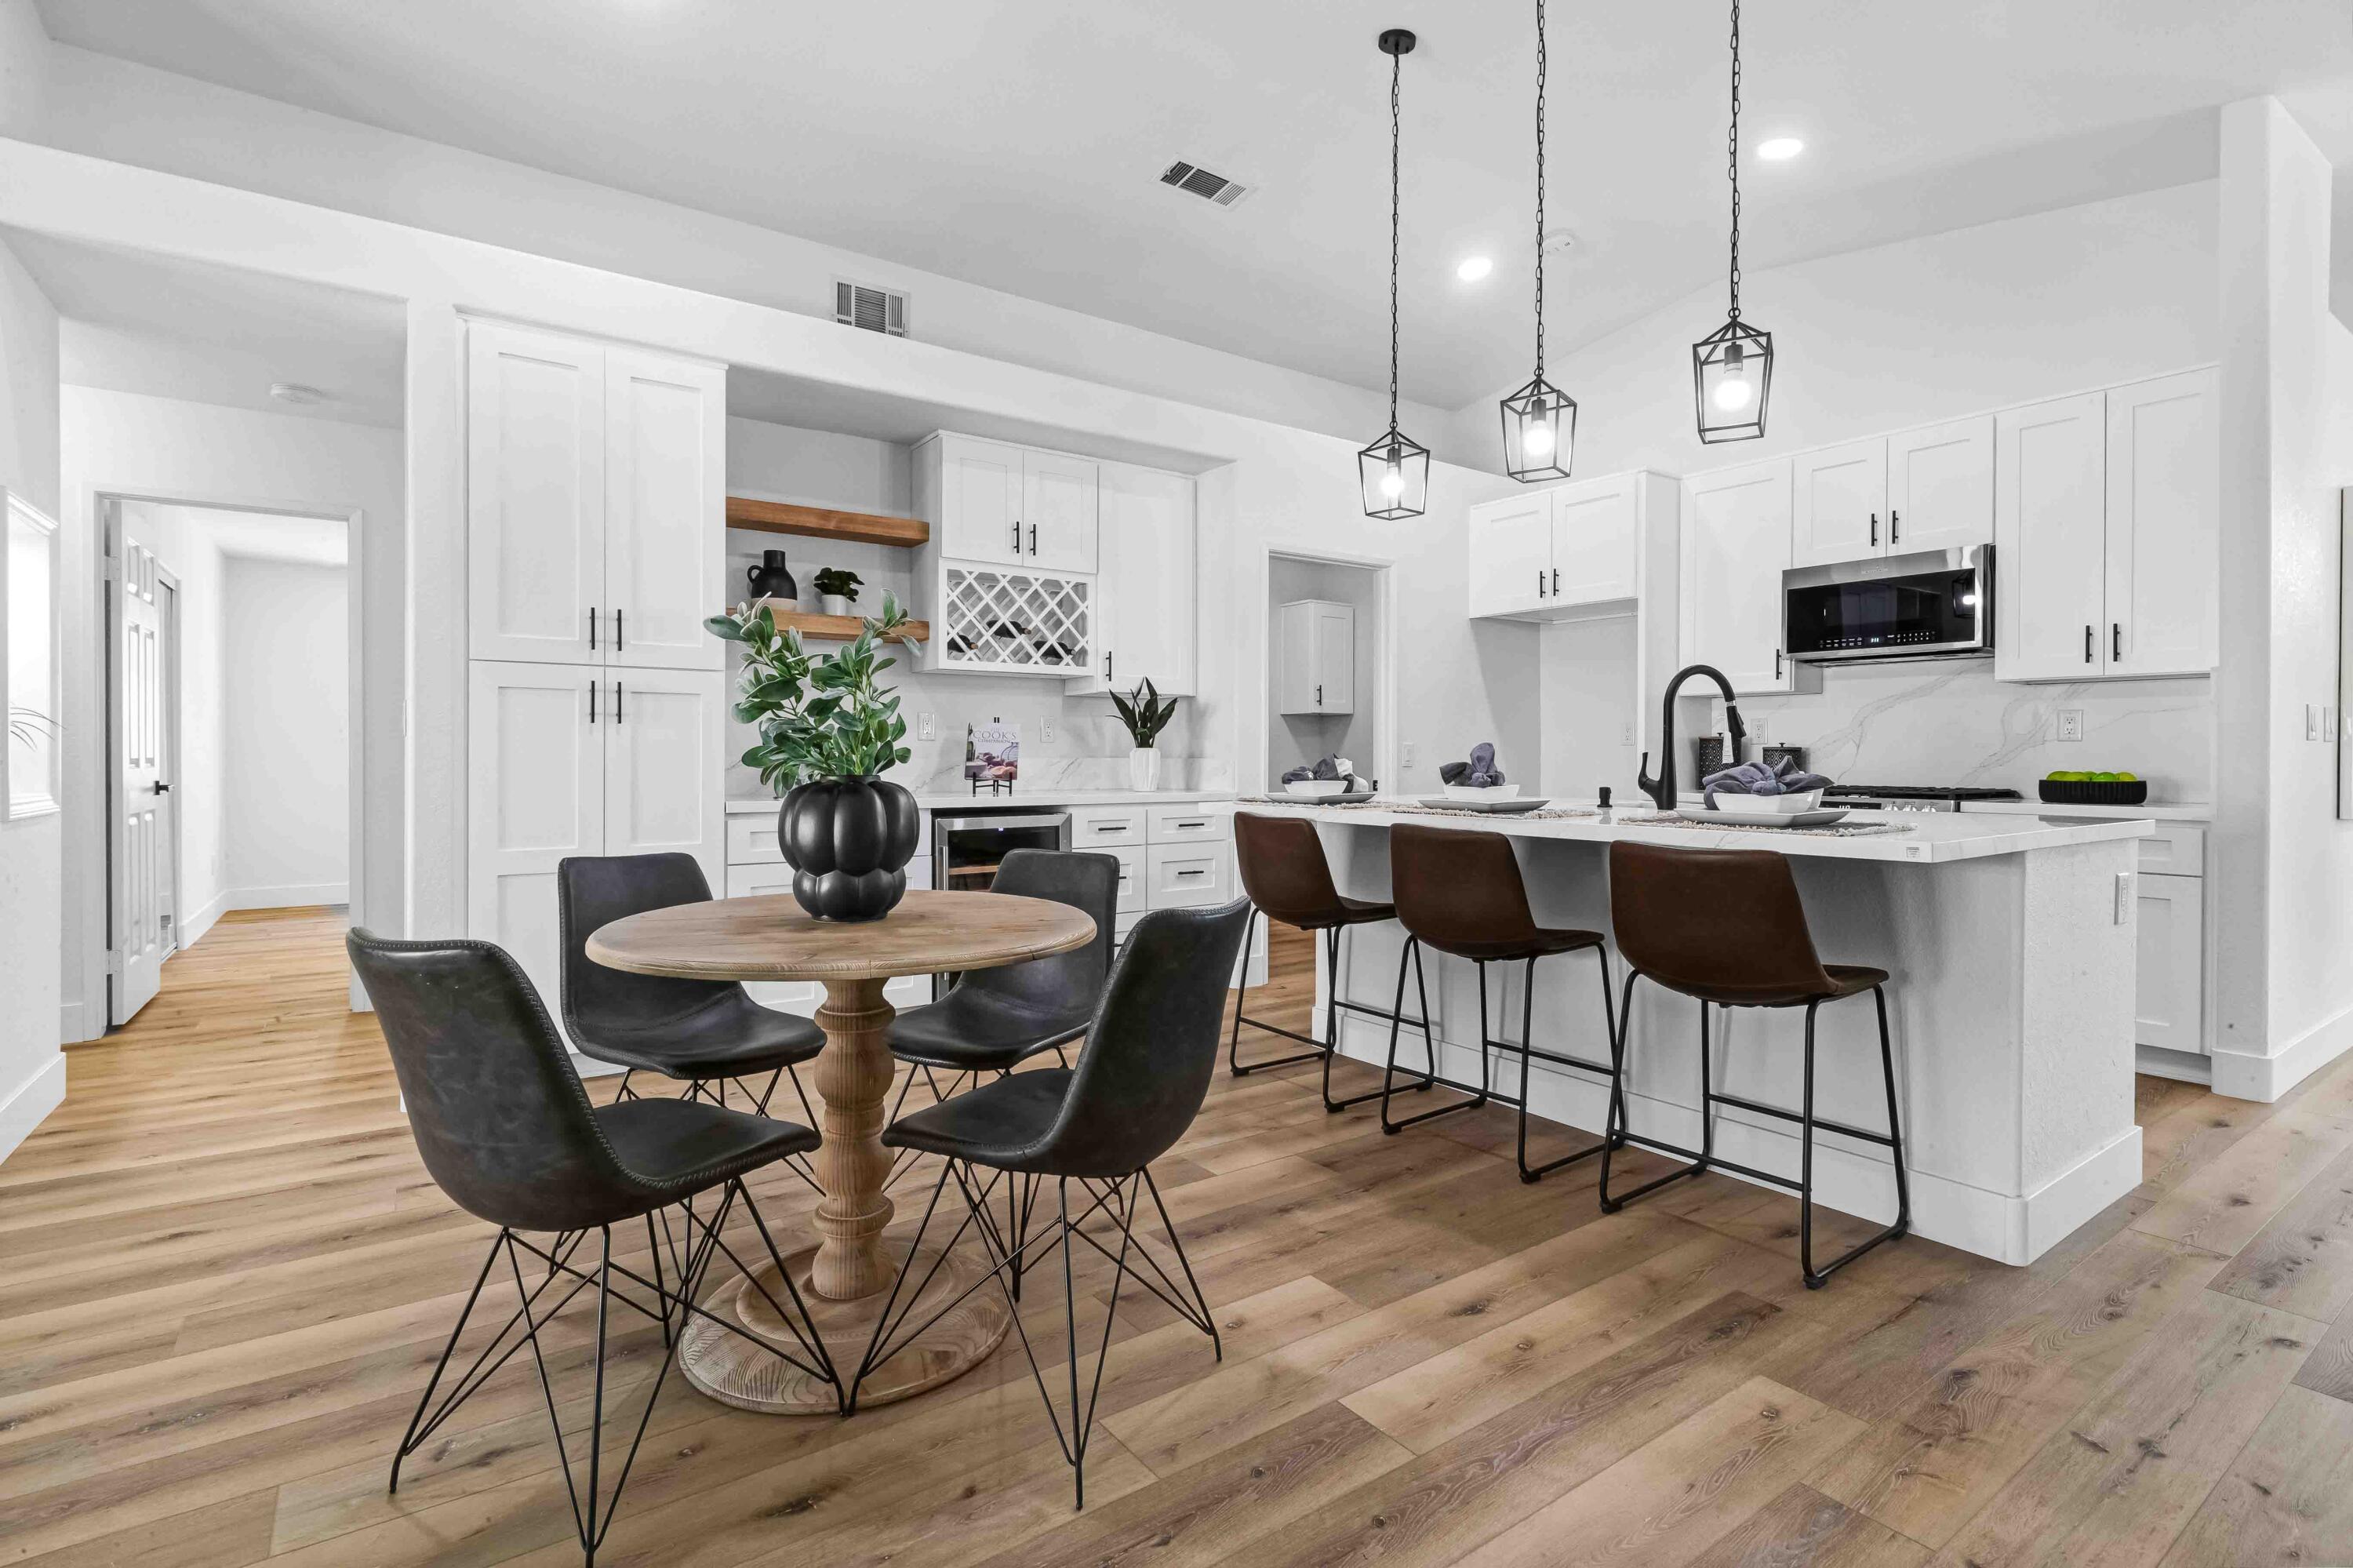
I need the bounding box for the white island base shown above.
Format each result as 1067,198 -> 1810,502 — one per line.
1264,805 -> 2154,1267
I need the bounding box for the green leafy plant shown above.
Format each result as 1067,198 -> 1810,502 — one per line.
812,567 -> 862,602
1111,678 -> 1180,749
706,594 -> 916,791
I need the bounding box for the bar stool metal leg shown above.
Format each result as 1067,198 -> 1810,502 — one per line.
1380,938 -> 1486,1133
1598,973 -> 1714,1212
1515,946 -> 1620,1184
1796,986 -> 1912,1289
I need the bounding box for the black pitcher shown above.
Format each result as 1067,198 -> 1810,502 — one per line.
747,549 -> 797,602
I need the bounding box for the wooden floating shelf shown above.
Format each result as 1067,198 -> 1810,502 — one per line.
726,497 -> 929,548
735,600 -> 929,643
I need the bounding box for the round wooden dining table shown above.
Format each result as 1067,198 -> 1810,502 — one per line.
585,887 -> 1097,1414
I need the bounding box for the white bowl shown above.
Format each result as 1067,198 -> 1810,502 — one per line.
1285,779 -> 1347,798
1703,788 -> 1824,817
1442,783 -> 1522,801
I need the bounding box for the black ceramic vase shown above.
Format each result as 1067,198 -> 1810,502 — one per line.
777,777 -> 920,921
747,549 -> 797,602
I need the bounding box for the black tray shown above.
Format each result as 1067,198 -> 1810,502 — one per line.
2038,779 -> 2148,806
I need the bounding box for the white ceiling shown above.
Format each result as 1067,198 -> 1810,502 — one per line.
31,1 -> 2353,409
167,505 -> 349,568
2,228 -> 406,427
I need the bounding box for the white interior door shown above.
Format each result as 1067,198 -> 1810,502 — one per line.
467,662 -> 603,1039
1791,439 -> 1888,566
1679,460 -> 1796,693
1887,415 -> 1994,555
606,347 -> 723,671
110,535 -> 173,1024
1995,393 -> 2108,681
2105,368 -> 2219,678
467,322 -> 606,664
1549,474 -> 1641,605
604,668 -> 726,890
1022,450 -> 1099,573
1466,493 -> 1553,617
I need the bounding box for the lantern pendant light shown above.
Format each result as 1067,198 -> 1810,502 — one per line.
1359,27 -> 1430,520
1691,0 -> 1772,442
1500,0 -> 1574,482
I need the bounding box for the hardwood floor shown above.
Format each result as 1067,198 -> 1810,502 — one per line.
8,908 -> 2353,1566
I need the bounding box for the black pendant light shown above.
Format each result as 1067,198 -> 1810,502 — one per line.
1359,27 -> 1429,520
1691,0 -> 1772,442
1499,0 -> 1574,482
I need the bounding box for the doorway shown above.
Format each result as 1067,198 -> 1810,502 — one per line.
104,498 -> 358,1027
1264,552 -> 1389,791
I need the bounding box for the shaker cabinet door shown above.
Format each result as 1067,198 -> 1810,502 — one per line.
1886,415 -> 1993,555
1994,394 -> 2108,681
1466,493 -> 1553,618
2104,369 -> 2218,678
1680,459 -> 1798,693
1791,439 -> 1888,567
467,323 -> 605,664
604,347 -> 724,671
935,435 -> 1026,565
1547,473 -> 1641,605
1021,450 -> 1100,573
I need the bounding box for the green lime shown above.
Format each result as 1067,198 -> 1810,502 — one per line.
2114,771 -> 2138,782
2089,772 -> 2118,783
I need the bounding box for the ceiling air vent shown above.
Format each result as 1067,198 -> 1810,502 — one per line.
1159,160 -> 1250,207
834,280 -> 910,337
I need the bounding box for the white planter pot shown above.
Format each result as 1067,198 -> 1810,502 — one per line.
820,594 -> 853,617
1128,748 -> 1162,791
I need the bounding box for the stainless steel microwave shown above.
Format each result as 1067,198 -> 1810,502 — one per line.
1784,544 -> 1993,665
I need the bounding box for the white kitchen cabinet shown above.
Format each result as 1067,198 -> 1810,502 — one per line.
2136,872 -> 2206,1056
467,661 -> 726,1050
1995,369 -> 2216,682
1547,472 -> 1646,605
1791,440 -> 1887,567
1021,449 -> 1100,574
1064,462 -> 1196,696
1465,492 -> 1554,618
1887,415 -> 1994,555
914,433 -> 1100,677
1277,599 -> 1355,715
931,435 -> 1026,566
1465,471 -> 1663,620
2105,369 -> 2220,678
466,321 -> 722,671
1678,459 -> 1819,694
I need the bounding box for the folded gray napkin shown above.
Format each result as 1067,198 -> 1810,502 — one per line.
1439,741 -> 1507,788
1702,755 -> 1833,809
1282,753 -> 1349,785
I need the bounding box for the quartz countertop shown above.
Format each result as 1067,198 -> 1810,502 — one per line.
725,788 -> 1236,816
1957,798 -> 2212,822
1242,797 -> 2152,864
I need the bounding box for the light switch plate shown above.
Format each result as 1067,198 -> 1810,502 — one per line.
918,711 -> 936,742
1402,741 -> 1416,767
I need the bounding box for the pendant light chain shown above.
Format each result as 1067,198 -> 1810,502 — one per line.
1533,0 -> 1547,377
1726,0 -> 1742,321
1388,43 -> 1402,427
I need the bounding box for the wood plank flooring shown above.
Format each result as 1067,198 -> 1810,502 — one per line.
7,909 -> 2353,1566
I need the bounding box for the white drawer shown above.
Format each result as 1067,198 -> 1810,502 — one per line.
1146,842 -> 1228,907
727,813 -> 783,865
1148,803 -> 1229,845
1071,806 -> 1148,846
1107,845 -> 1146,915
2137,824 -> 2204,877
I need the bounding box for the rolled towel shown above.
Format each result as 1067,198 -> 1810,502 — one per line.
1281,763 -> 1313,784
1701,759 -> 1777,809
1311,753 -> 1343,781
1465,741 -> 1505,788
1438,760 -> 1467,785
1767,754 -> 1835,792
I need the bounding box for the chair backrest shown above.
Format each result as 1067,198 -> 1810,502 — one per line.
348,928 -> 637,1234
558,853 -> 734,1044
1233,811 -> 1346,926
1026,899 -> 1250,1178
963,849 -> 1120,1020
1387,823 -> 1538,953
1607,841 -> 1836,1003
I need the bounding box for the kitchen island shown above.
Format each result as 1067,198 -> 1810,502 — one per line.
1244,800 -> 2155,1265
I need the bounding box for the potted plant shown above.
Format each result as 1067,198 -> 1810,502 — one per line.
813,567 -> 862,618
1111,678 -> 1179,791
707,594 -> 921,921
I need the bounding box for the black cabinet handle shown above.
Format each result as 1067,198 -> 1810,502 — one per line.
588,606 -> 598,650
1536,569 -> 1544,598
615,609 -> 624,653
1551,566 -> 1560,595
1870,513 -> 1878,548
1315,682 -> 1323,706
1774,649 -> 1783,679
2085,624 -> 2093,664
1012,520 -> 1020,553
589,682 -> 598,724
1029,523 -> 1038,555
2113,622 -> 2122,661
614,682 -> 624,724
1890,508 -> 1900,543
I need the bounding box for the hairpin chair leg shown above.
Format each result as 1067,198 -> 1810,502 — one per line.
1516,948 -> 1619,1184
1382,937 -> 1485,1133
1598,971 -> 1711,1213
1796,988 -> 1912,1289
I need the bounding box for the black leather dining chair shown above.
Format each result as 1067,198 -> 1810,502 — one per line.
350,929 -> 838,1566
856,898 -> 1249,1508
558,853 -> 826,1184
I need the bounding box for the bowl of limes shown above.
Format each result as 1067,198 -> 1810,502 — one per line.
2038,769 -> 2148,806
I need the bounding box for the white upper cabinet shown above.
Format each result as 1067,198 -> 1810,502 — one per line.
934,435 -> 1026,564
1886,415 -> 1994,555
1995,369 -> 2216,682
2104,369 -> 2219,678
1549,473 -> 1645,605
1465,471 -> 1660,620
467,323 -> 604,664
604,347 -> 723,671
1466,492 -> 1554,618
1791,440 -> 1888,567
1276,599 -> 1355,715
466,322 -> 721,670
1021,449 -> 1100,573
1679,458 -> 1817,694
1066,462 -> 1196,696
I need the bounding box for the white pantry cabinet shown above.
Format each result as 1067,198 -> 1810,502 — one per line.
467,661 -> 727,1048
1276,599 -> 1355,715
1995,369 -> 2217,682
1678,459 -> 1820,695
466,321 -> 722,671
1790,417 -> 1991,568
1064,462 -> 1197,696
1466,471 -> 1669,620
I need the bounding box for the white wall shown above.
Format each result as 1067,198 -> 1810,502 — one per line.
220,557 -> 348,911
59,387 -> 397,1037
1267,556 -> 1383,788
0,228 -> 61,1163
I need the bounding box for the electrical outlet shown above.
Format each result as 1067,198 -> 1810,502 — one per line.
1620,722 -> 1635,747
917,711 -> 936,742
1040,715 -> 1056,743
1402,741 -> 1416,767
2056,709 -> 2085,742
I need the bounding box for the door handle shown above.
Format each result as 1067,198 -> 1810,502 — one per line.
614,682 -> 624,724
1105,652 -> 1114,681
1537,569 -> 1544,598
1315,682 -> 1323,706
1029,523 -> 1038,555
1012,520 -> 1021,553
589,682 -> 598,724
588,606 -> 598,650
1551,567 -> 1559,595
1890,508 -> 1900,544
2085,624 -> 2093,664
615,609 -> 624,653
1774,649 -> 1783,679
1870,513 -> 1878,548
2113,622 -> 2122,661
154,781 -> 171,795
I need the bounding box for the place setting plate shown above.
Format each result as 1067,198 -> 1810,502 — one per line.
1671,807 -> 1853,829
1416,794 -> 1552,815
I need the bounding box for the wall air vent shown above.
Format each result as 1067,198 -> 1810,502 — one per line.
834,280 -> 910,337
1159,160 -> 1250,207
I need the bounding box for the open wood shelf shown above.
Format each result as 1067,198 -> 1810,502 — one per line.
735,598 -> 929,643
726,497 -> 929,548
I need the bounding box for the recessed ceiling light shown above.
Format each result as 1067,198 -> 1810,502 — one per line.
1757,137 -> 1805,162
1456,255 -> 1493,282
269,382 -> 329,406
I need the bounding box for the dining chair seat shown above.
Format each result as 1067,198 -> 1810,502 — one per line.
578,991 -> 830,1082
596,1095 -> 819,1201
886,991 -> 1090,1073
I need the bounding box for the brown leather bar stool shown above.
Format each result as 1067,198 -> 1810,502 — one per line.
1229,810 -> 1434,1113
1599,840 -> 1911,1289
1381,823 -> 1618,1182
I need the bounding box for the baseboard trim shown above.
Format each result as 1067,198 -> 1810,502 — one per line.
2211,999 -> 2353,1103
57,998 -> 101,1046
2136,1044 -> 2213,1086
0,1052 -> 67,1168
182,890 -> 230,949
227,882 -> 350,912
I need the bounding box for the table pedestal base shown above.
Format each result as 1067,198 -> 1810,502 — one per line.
677,1240 -> 1012,1415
